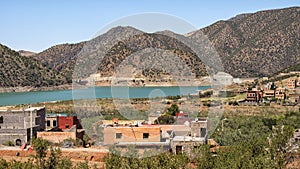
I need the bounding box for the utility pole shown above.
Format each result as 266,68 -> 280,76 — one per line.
30,110 -> 33,144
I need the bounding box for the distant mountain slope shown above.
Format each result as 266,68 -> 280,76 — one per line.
0,44 -> 68,87
97,28 -> 208,78
34,7 -> 299,80
33,42 -> 85,83
197,6 -> 300,77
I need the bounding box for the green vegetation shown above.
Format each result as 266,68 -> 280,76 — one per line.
104,127 -> 299,169
0,138 -> 96,169
3,140 -> 14,146
104,110 -> 300,168
0,44 -> 68,88
199,91 -> 213,98
154,115 -> 175,124
165,104 -> 179,116
165,95 -> 181,100
212,112 -> 300,146
105,146 -> 189,169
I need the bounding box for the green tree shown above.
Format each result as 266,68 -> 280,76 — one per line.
32,138 -> 50,168
165,104 -> 179,116
154,115 -> 175,124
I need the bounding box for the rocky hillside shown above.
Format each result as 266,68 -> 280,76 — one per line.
33,42 -> 85,83
33,6 -> 299,81
97,29 -> 207,78
0,44 -> 68,88
197,6 -> 300,77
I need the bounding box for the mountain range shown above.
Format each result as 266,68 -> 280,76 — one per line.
0,6 -> 299,88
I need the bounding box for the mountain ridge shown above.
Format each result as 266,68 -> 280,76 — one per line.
34,6 -> 299,78
1,6 -> 299,88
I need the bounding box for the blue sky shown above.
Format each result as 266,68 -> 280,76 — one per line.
0,0 -> 299,52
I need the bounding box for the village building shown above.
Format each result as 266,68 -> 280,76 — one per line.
171,118 -> 209,155
40,114 -> 84,144
275,88 -> 286,100
103,126 -> 162,145
287,79 -> 297,89
58,115 -> 81,130
0,107 -> 45,146
98,119 -> 146,127
37,125 -> 85,144
101,117 -> 209,155
263,90 -> 275,99
288,93 -> 300,104
246,90 -> 262,102
46,114 -> 82,131
45,114 -> 58,131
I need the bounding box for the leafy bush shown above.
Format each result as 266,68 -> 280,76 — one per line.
154,115 -> 175,124
3,140 -> 14,146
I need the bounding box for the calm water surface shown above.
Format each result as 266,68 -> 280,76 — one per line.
0,86 -> 210,106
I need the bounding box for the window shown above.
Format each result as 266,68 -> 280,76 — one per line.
0,116 -> 3,123
65,124 -> 69,129
53,120 -> 57,127
194,146 -> 200,149
176,146 -> 182,154
143,133 -> 149,139
200,128 -> 206,137
16,139 -> 22,146
116,133 -> 122,139
46,120 -> 50,126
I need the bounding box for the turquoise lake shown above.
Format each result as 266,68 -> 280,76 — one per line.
0,86 -> 210,106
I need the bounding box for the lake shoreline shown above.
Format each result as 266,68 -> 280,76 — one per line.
0,83 -> 211,94
0,86 -> 209,106
0,84 -> 73,93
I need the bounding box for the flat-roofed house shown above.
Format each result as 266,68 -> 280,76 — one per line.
275,88 -> 286,100
171,118 -> 209,155
287,79 -> 297,89
263,90 -> 275,99
103,126 -> 161,145
0,107 -> 45,145
246,90 -> 262,102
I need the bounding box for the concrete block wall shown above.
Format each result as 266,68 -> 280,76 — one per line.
0,107 -> 45,145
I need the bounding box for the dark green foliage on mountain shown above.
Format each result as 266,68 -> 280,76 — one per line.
0,44 -> 68,87
199,6 -> 300,77
281,63 -> 300,73
33,42 -> 85,83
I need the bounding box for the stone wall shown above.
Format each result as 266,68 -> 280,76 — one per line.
37,131 -> 76,143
